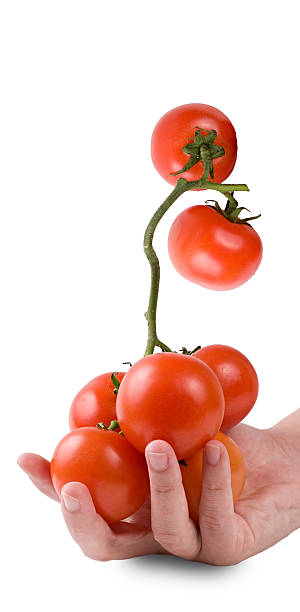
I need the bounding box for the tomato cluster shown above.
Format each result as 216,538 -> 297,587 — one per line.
50,103 -> 262,526
51,342 -> 256,524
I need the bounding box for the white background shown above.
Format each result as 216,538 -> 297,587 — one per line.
1,1 -> 300,610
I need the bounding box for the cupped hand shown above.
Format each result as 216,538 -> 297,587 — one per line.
145,409 -> 300,564
17,453 -> 162,560
17,408 -> 300,564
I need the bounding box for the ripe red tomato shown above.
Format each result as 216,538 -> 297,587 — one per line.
151,103 -> 237,186
116,352 -> 225,460
193,345 -> 259,430
69,372 -> 126,430
168,205 -> 262,290
50,427 -> 149,523
181,432 -> 246,524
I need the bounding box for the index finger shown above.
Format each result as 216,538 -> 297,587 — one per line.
17,453 -> 59,501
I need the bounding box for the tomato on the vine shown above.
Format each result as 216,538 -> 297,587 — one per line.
181,431 -> 246,524
193,344 -> 258,430
151,103 -> 237,186
50,427 -> 149,523
116,352 -> 225,460
168,205 -> 262,290
69,372 -> 126,430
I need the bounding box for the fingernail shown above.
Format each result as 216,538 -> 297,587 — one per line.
61,491 -> 81,513
205,443 -> 221,466
147,451 -> 169,472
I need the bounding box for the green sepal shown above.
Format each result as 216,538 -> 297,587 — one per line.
209,144 -> 225,159
234,213 -> 262,224
229,206 -> 251,220
111,372 -> 121,396
202,129 -> 217,145
182,143 -> 201,156
206,199 -> 261,226
108,420 -> 120,431
180,345 -> 201,355
208,157 -> 214,179
193,128 -> 207,144
170,156 -> 201,176
97,420 -> 123,434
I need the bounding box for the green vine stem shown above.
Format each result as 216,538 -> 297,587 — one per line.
143,177 -> 249,356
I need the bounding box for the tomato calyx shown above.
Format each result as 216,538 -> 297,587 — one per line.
206,193 -> 261,226
180,345 -> 202,355
97,420 -> 124,436
170,128 -> 225,180
111,366 -> 132,396
111,372 -> 122,396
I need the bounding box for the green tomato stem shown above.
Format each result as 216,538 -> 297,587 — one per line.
143,176 -> 249,356
143,179 -> 187,355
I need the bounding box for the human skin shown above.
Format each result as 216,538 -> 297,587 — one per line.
17,408 -> 300,565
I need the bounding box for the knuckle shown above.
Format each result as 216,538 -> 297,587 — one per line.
202,480 -> 227,495
201,511 -> 224,535
69,524 -> 116,562
69,524 -> 86,539
218,554 -> 241,566
81,542 -> 113,562
153,527 -> 181,550
82,549 -> 100,561
205,549 -> 241,566
152,481 -> 177,495
96,552 -> 112,562
82,548 -> 111,562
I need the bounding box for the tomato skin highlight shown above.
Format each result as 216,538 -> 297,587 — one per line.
69,372 -> 126,430
181,432 -> 246,524
193,345 -> 258,430
168,205 -> 262,290
151,103 -> 237,187
50,427 -> 149,524
116,352 -> 225,460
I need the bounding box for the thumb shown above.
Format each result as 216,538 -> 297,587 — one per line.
199,440 -> 237,565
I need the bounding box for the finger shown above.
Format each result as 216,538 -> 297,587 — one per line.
146,440 -> 200,560
199,441 -> 237,565
61,482 -> 162,560
61,482 -> 116,561
17,453 -> 59,501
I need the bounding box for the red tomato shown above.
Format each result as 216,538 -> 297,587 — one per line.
181,432 -> 246,524
168,205 -> 262,290
193,345 -> 258,430
116,352 -> 225,460
50,427 -> 149,523
69,372 -> 126,430
151,103 -> 237,186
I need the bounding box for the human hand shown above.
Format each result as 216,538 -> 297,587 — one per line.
144,408 -> 300,564
17,453 -> 163,560
17,408 -> 300,564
